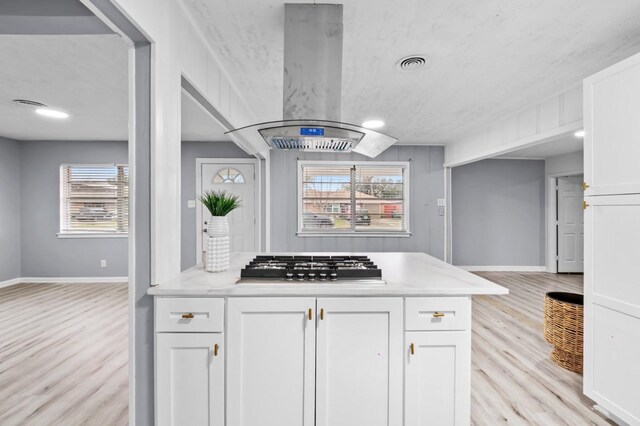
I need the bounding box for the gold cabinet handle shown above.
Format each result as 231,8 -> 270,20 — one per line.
582,182 -> 589,191
213,344 -> 219,356
583,201 -> 589,210
433,312 -> 445,318
181,313 -> 194,319
320,308 -> 324,320
410,343 -> 415,355
308,308 -> 312,320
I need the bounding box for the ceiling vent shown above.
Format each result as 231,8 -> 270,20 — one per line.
13,99 -> 47,108
396,55 -> 428,72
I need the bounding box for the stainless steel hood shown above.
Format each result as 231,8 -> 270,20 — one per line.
226,3 -> 397,158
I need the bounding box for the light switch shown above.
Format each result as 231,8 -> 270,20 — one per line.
437,198 -> 446,207
187,200 -> 196,208
438,207 -> 445,216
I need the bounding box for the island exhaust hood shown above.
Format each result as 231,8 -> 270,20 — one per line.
226,3 -> 397,158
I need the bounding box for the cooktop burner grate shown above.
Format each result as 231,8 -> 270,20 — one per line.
239,255 -> 383,283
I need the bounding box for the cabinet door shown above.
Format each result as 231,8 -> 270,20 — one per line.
156,333 -> 224,426
316,298 -> 403,426
405,331 -> 470,426
226,298 -> 316,426
584,195 -> 640,425
584,51 -> 640,196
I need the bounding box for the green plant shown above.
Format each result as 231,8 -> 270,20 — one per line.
199,190 -> 242,216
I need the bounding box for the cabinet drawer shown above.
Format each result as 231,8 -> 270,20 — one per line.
405,297 -> 470,331
156,298 -> 224,332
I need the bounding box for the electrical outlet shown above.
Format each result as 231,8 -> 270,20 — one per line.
437,198 -> 446,207
187,200 -> 196,208
100,259 -> 107,268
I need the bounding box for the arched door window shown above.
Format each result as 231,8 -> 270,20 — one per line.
213,167 -> 245,184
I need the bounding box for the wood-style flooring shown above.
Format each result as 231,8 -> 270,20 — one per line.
0,274 -> 612,425
471,272 -> 611,425
0,283 -> 128,426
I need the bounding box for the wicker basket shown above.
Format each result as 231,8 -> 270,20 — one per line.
543,292 -> 584,374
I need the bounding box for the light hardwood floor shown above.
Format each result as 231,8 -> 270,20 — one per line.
472,272 -> 611,425
0,275 -> 611,425
0,282 -> 128,426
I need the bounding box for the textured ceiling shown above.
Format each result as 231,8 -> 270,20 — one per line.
182,0 -> 640,145
0,34 -> 129,140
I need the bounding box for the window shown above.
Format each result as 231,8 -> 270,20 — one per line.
213,167 -> 245,183
298,161 -> 409,235
60,164 -> 129,236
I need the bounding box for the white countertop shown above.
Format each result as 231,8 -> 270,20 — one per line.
148,252 -> 508,297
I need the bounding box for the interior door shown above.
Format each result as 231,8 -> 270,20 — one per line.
557,175 -> 584,273
315,298 -> 403,426
200,162 -> 255,260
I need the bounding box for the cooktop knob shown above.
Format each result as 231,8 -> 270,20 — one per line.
308,273 -> 316,281
297,273 -> 305,281
286,273 -> 294,281
330,273 -> 338,281
319,273 -> 327,281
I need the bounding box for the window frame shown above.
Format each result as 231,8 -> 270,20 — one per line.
58,163 -> 129,239
297,160 -> 411,237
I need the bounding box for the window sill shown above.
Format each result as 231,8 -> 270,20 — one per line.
296,231 -> 411,238
57,233 -> 128,239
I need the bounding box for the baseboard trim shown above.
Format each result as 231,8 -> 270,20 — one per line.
1,277 -> 127,287
458,266 -> 547,272
0,277 -> 22,289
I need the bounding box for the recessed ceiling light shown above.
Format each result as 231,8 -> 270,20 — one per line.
574,130 -> 585,138
35,108 -> 69,119
362,120 -> 385,129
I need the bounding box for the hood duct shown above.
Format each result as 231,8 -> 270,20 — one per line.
226,3 -> 397,158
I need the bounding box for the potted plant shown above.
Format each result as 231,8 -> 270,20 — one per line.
199,190 -> 241,272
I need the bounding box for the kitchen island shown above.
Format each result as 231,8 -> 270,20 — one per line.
149,252 -> 507,426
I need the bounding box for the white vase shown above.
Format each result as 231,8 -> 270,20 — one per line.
204,216 -> 230,272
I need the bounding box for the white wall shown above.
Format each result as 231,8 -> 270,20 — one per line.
445,85 -> 583,167
101,0 -> 257,286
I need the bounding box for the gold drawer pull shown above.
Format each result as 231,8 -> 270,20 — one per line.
320,308 -> 325,320
308,308 -> 312,320
582,182 -> 589,191
432,312 -> 445,318
181,313 -> 194,319
213,344 -> 219,356
410,343 -> 415,355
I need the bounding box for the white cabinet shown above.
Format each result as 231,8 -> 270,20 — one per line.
583,50 -> 640,425
156,333 -> 224,426
584,51 -> 640,196
405,331 -> 470,426
315,298 -> 403,426
583,195 -> 640,425
226,298 -> 316,426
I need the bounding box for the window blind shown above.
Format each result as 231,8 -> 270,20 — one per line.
60,164 -> 129,234
300,163 -> 407,233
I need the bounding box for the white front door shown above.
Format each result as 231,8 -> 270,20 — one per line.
557,175 -> 584,273
199,161 -> 256,262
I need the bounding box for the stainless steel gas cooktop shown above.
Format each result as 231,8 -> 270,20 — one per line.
237,255 -> 385,285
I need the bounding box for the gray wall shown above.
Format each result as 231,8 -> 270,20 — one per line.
0,137 -> 22,281
451,159 -> 545,267
20,140 -> 128,277
181,141 -> 252,270
270,146 -> 445,258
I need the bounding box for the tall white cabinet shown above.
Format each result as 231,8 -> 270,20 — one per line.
583,51 -> 640,425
